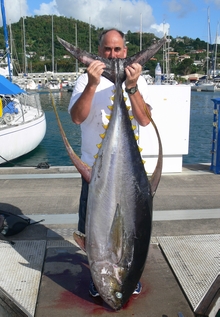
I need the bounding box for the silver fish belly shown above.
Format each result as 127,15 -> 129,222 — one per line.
85,80 -> 152,310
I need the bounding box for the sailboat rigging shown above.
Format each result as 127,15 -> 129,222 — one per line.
0,0 -> 12,81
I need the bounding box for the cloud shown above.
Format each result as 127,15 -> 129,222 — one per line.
206,0 -> 220,8
54,0 -> 157,33
0,0 -> 28,25
33,0 -> 60,16
0,0 -> 166,38
149,22 -> 170,37
33,0 -> 165,36
165,0 -> 197,18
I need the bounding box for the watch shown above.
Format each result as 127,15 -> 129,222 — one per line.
125,84 -> 138,95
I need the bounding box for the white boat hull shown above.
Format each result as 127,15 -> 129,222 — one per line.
191,83 -> 216,92
0,113 -> 46,164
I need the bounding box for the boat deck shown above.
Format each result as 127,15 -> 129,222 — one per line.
0,164 -> 219,317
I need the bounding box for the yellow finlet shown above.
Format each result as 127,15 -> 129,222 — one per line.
106,114 -> 111,120
138,146 -> 143,153
134,135 -> 139,141
108,105 -> 113,111
110,96 -> 115,101
126,106 -> 131,111
100,133 -> 106,139
142,159 -> 146,164
132,125 -> 137,131
103,123 -> 109,130
129,115 -> 134,120
97,143 -> 102,149
94,154 -> 98,159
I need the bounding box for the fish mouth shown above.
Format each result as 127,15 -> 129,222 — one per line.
104,295 -> 124,311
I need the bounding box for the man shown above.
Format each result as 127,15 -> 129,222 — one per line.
68,28 -> 151,297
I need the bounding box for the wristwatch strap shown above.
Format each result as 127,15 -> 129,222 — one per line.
125,84 -> 138,95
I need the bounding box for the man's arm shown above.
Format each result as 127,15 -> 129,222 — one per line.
70,60 -> 106,124
125,63 -> 151,127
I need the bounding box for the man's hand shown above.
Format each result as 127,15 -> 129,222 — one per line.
125,63 -> 142,89
87,60 -> 106,87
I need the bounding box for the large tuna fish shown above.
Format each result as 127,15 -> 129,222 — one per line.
52,36 -> 165,310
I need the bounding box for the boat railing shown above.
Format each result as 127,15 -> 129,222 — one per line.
19,92 -> 42,110
0,92 -> 43,126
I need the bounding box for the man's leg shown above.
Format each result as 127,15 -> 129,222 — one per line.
78,176 -> 89,234
73,177 -> 88,252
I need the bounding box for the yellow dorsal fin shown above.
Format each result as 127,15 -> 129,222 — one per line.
106,114 -> 111,120
97,143 -> 102,149
100,133 -> 106,139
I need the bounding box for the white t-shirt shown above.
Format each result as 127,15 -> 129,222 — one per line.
68,74 -> 151,167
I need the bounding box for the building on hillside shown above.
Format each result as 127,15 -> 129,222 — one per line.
176,37 -> 184,43
193,60 -> 204,66
178,54 -> 191,62
63,55 -> 71,59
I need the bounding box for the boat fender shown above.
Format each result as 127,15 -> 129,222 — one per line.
3,113 -> 14,125
0,210 -> 45,236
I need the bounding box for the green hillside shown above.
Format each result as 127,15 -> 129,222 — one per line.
0,15 -> 216,77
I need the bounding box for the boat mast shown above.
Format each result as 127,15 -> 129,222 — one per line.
140,13 -> 142,51
89,17 -> 91,53
75,23 -> 78,77
214,21 -> 219,76
52,15 -> 54,73
23,17 -> 27,75
0,0 -> 12,81
207,7 -> 211,80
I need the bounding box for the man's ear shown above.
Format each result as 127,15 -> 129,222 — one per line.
123,46 -> 128,58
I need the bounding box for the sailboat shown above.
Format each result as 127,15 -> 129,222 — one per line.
0,0 -> 46,165
191,7 -> 217,92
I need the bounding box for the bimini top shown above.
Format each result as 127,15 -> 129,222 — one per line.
0,75 -> 26,95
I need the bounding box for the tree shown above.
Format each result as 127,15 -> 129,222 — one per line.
176,58 -> 194,75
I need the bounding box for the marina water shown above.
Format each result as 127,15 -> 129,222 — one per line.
1,89 -> 219,168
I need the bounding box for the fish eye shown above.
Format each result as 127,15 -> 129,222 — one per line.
115,292 -> 122,299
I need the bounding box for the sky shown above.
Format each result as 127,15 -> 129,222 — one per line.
1,0 -> 220,43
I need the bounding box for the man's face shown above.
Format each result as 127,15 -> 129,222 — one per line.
98,30 -> 127,59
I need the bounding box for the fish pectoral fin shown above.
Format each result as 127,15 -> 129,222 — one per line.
109,203 -> 124,264
73,231 -> 86,252
51,94 -> 92,183
142,104 -> 163,196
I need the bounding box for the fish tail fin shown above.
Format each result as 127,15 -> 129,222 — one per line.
57,36 -> 116,83
126,36 -> 166,67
